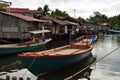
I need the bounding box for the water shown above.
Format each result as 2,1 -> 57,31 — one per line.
91,34 -> 120,80
0,34 -> 120,80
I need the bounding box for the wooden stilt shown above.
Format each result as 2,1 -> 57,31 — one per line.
19,77 -> 24,80
12,76 -> 17,80
27,77 -> 31,80
6,75 -> 10,80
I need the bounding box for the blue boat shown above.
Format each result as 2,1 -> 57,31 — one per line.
107,29 -> 120,34
0,30 -> 52,55
18,35 -> 96,75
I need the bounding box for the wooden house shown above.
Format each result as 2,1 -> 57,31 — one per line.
59,17 -> 80,36
64,20 -> 78,35
39,16 -> 67,35
39,16 -> 80,40
0,11 -> 46,41
80,24 -> 99,35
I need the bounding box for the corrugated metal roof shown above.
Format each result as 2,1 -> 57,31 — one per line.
0,11 -> 46,22
42,16 -> 67,25
9,8 -> 40,13
65,20 -> 78,26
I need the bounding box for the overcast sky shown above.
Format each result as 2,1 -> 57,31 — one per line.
6,0 -> 120,19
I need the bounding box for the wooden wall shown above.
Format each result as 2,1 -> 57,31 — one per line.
0,13 -> 41,39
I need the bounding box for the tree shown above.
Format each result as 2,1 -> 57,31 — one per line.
0,5 -> 7,12
87,11 -> 108,25
76,17 -> 86,24
37,4 -> 51,16
51,9 -> 69,18
108,15 -> 120,28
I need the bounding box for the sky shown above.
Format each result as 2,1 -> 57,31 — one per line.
5,0 -> 120,19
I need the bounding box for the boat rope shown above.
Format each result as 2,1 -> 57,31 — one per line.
0,60 -> 21,70
22,57 -> 37,77
64,46 -> 120,80
28,57 -> 37,69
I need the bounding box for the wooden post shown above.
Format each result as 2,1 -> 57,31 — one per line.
27,77 -> 31,80
19,77 -> 24,80
6,75 -> 10,80
12,76 -> 17,80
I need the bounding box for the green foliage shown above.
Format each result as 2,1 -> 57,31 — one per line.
0,6 -> 7,12
37,5 -> 120,29
108,15 -> 120,28
76,17 -> 86,24
51,9 -> 69,18
87,11 -> 108,25
37,4 -> 51,16
37,5 -> 69,18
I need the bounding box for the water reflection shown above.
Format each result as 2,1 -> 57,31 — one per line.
91,34 -> 120,80
0,55 -> 24,72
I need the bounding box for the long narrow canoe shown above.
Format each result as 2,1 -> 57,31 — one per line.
0,38 -> 52,55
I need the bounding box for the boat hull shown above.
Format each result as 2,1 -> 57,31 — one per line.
20,50 -> 92,75
0,45 -> 40,55
0,39 -> 51,55
107,29 -> 120,34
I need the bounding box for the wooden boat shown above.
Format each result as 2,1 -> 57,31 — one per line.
18,35 -> 96,75
0,30 -> 52,55
107,29 -> 120,34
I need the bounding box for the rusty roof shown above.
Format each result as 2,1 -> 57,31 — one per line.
9,8 -> 41,13
41,16 -> 66,25
65,20 -> 78,26
0,11 -> 46,22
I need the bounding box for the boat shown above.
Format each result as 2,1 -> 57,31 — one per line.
107,29 -> 120,34
18,35 -> 96,75
0,30 -> 52,55
37,53 -> 96,80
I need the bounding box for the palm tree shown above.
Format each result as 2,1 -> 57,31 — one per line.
37,4 -> 51,16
